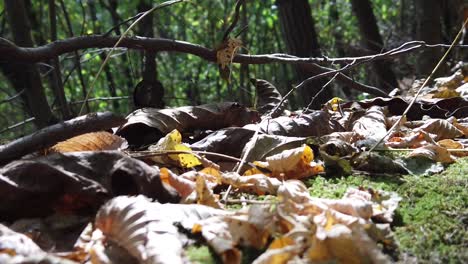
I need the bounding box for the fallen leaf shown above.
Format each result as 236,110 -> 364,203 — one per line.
408,144 -> 455,163
49,131 -> 128,153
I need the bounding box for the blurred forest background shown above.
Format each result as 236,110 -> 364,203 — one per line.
0,0 -> 466,140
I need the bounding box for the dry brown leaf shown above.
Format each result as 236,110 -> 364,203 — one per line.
117,102 -> 259,147
251,78 -> 286,118
417,119 -> 463,141
193,208 -> 271,264
94,195 -> 227,264
160,168 -> 195,199
221,172 -> 282,195
437,139 -> 467,157
245,110 -> 337,137
196,175 -> 223,209
352,106 -> 387,146
49,131 -> 127,153
408,144 -> 455,163
245,145 -> 324,179
252,237 -> 298,264
386,130 -> 436,148
452,118 -> 468,136
434,70 -> 464,90
216,38 -> 242,70
307,223 -> 390,264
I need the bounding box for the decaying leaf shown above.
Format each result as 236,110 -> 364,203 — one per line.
216,37 -> 242,70
196,175 -> 223,209
244,110 -> 338,137
386,130 -> 436,148
434,70 -> 464,90
416,119 -> 463,141
193,205 -> 273,264
251,78 -> 286,118
191,127 -> 256,159
0,151 -> 178,220
351,152 -> 409,174
352,106 -> 387,147
241,133 -> 307,163
49,131 -> 128,153
221,172 -> 282,195
92,195 -> 228,264
117,102 -> 259,147
245,144 -> 324,179
408,144 -> 455,163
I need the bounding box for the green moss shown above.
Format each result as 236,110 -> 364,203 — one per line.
304,157 -> 468,263
186,245 -> 217,264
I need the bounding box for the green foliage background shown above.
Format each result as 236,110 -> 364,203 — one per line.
0,0 -> 420,139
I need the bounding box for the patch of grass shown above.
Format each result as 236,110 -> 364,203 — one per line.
305,158 -> 468,263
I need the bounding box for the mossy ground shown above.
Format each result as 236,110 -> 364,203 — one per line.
307,157 -> 468,263
187,158 -> 468,263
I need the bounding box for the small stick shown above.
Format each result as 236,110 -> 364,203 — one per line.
0,112 -> 126,165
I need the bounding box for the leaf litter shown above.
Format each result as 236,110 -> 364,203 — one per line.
0,69 -> 468,263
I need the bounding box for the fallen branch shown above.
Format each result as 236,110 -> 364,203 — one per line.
0,112 -> 126,165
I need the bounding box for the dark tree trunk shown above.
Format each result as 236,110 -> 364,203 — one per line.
49,0 -> 71,119
350,0 -> 398,91
134,0 -> 165,109
276,0 -> 330,108
1,0 -> 56,128
414,0 -> 445,76
59,0 -> 90,113
100,0 -> 135,109
88,0 -> 120,110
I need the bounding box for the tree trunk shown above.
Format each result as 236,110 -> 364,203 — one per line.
350,0 -> 398,91
1,0 -> 56,128
49,0 -> 71,119
414,0 -> 445,76
100,0 -> 135,110
59,0 -> 90,113
276,0 -> 330,108
88,0 -> 120,111
135,0 -> 165,109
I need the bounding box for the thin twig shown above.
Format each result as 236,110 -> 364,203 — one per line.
224,199 -> 276,205
0,89 -> 24,105
369,18 -> 468,152
222,0 -> 245,41
128,149 -> 264,170
69,96 -> 130,105
0,117 -> 35,135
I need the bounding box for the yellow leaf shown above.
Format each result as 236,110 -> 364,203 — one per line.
149,129 -> 201,168
173,144 -> 201,168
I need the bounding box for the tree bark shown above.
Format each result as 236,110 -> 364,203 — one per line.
100,0 -> 135,109
276,0 -> 330,108
136,0 -> 165,109
1,0 -> 56,128
59,0 -> 90,113
49,0 -> 71,119
414,0 -> 445,76
350,0 -> 398,91
88,0 -> 120,111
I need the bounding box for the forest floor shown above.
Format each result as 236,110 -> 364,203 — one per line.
188,158 -> 468,264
